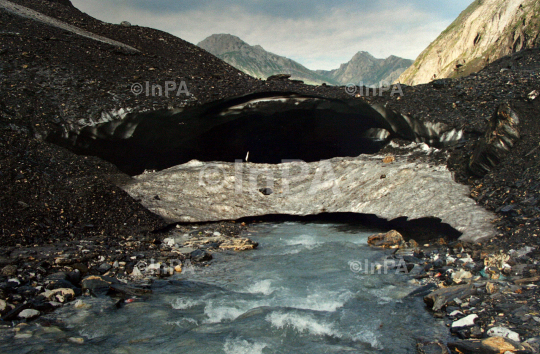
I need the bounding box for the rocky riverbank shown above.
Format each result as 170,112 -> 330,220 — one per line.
1,0 -> 540,352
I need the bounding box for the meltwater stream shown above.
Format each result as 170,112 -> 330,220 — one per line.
2,222 -> 448,353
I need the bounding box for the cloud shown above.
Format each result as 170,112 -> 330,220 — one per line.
71,0 -> 472,70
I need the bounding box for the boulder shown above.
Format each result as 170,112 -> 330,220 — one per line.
367,230 -> 404,248
424,284 -> 474,311
120,21 -> 131,27
81,275 -> 115,296
448,337 -> 523,354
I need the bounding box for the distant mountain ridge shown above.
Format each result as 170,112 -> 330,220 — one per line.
198,34 -> 336,85
316,51 -> 413,87
198,34 -> 412,86
398,0 -> 540,85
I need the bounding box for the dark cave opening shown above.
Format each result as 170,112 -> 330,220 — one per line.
47,92 -> 464,176
159,212 -> 463,244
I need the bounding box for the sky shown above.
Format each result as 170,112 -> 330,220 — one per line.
70,0 -> 473,70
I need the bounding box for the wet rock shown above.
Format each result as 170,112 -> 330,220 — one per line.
487,327 -> 520,342
416,339 -> 450,354
367,230 -> 404,248
1,265 -> 17,277
219,238 -> 258,251
18,309 -> 40,320
109,283 -> 152,297
424,284 -> 474,311
81,275 -> 114,296
189,249 -> 212,262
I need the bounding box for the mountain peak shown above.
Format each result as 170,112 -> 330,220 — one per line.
198,34 -> 336,85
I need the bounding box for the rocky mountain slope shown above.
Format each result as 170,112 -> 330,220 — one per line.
316,51 -> 412,87
398,0 -> 540,85
198,34 -> 336,85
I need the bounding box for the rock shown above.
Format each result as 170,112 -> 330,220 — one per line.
367,230 -> 404,248
266,74 -> 291,81
383,156 -> 395,163
509,246 -> 535,258
81,275 -> 115,295
452,270 -> 473,283
8,278 -> 20,286
258,188 -> 273,195
486,282 -> 498,295
43,288 -> 75,302
120,21 -> 131,27
47,279 -> 76,290
174,265 -> 182,273
190,249 -> 212,262
219,238 -> 258,251
45,272 -> 68,282
162,238 -> 176,247
0,299 -> 6,314
67,270 -> 82,285
98,263 -> 112,274
416,339 -> 450,354
432,79 -> 451,89
1,265 -> 17,277
448,337 -> 522,354
68,337 -> 85,344
482,337 -> 521,353
73,300 -> 91,309
131,267 -> 143,278
452,314 -> 478,329
109,283 -> 152,297
514,275 -> 540,285
469,103 -> 520,177
18,309 -> 40,320
487,327 -> 520,342
424,284 -> 474,311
